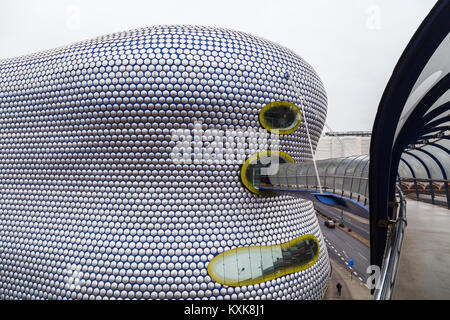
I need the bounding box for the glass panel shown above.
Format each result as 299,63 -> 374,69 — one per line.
355,156 -> 370,178
304,163 -> 314,187
241,150 -> 294,194
263,104 -> 298,129
344,156 -> 364,178
282,237 -> 319,268
351,157 -> 367,195
316,160 -> 328,187
351,177 -> 361,194
249,247 -> 264,280
236,247 -> 253,284
323,158 -> 341,188
334,158 -> 352,192
360,180 -> 368,199
407,149 -> 443,179
309,174 -> 319,187
260,101 -> 302,134
298,174 -> 308,187
208,234 -> 320,286
422,142 -> 449,179
246,154 -> 290,183
424,89 -> 450,117
400,152 -> 429,179
260,247 -> 275,279
357,161 -> 370,197
398,161 -> 413,178
271,246 -> 285,276
343,177 -> 352,194
285,165 -> 298,187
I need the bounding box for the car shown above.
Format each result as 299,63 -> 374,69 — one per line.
324,220 -> 335,228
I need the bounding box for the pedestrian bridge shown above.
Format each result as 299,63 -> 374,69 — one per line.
243,148 -> 449,299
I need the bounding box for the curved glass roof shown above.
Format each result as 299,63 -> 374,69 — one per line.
255,155 -> 370,207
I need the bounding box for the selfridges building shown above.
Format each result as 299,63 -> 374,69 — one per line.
0,25 -> 330,300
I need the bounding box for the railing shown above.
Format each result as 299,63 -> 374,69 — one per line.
373,187 -> 407,300
399,177 -> 449,209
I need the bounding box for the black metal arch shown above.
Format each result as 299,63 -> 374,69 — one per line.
429,142 -> 450,155
403,151 -> 432,179
399,157 -> 417,179
410,147 -> 450,207
399,157 -> 420,199
420,132 -> 450,141
422,102 -> 450,125
394,74 -> 450,156
403,150 -> 435,201
422,117 -> 450,134
369,0 -> 450,269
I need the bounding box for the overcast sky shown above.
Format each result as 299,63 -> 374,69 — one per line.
0,0 -> 437,131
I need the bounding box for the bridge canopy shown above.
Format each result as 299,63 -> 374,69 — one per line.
369,0 -> 450,269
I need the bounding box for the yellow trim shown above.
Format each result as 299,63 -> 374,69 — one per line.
240,150 -> 294,195
207,234 -> 320,287
259,101 -> 302,134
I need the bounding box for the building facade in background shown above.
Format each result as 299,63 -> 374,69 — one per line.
315,131 -> 371,160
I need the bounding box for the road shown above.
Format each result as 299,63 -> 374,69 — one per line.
279,190 -> 371,284
318,214 -> 370,284
280,190 -> 370,240
314,201 -> 369,240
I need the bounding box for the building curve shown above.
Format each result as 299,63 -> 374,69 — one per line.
0,25 -> 329,299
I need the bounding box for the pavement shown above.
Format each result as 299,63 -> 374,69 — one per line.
324,258 -> 371,300
393,199 -> 450,299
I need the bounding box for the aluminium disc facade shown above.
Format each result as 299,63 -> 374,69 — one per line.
0,25 -> 330,300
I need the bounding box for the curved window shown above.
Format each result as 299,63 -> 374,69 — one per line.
259,101 -> 302,134
240,150 -> 294,195
207,234 -> 320,287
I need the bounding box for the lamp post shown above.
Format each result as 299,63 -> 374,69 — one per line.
339,209 -> 345,227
